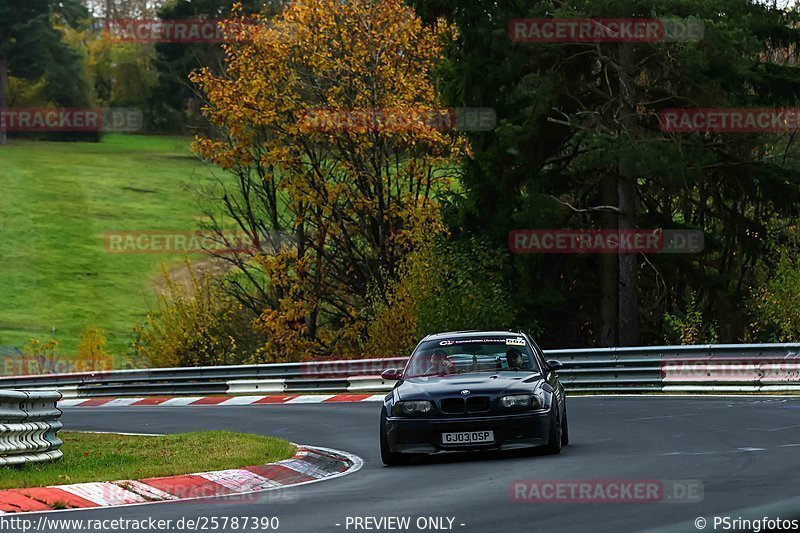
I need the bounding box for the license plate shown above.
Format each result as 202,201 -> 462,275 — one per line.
442,430 -> 494,445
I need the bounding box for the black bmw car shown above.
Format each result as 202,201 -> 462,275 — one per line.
379,330 -> 569,465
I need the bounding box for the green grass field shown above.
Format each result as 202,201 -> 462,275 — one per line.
0,134 -> 226,361
0,431 -> 295,490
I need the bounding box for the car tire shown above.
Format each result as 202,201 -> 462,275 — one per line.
542,403 -> 562,455
561,406 -> 570,446
380,407 -> 410,466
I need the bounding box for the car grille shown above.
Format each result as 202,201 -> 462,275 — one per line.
466,396 -> 491,413
440,398 -> 465,414
439,396 -> 491,414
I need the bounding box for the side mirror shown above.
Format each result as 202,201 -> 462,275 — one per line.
546,359 -> 564,372
381,368 -> 402,381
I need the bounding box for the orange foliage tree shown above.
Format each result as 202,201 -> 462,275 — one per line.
75,325 -> 113,371
191,0 -> 466,360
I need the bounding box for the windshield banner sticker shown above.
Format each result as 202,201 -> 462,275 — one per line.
439,338 -> 522,346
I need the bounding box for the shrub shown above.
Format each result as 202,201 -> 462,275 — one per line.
363,235 -> 518,357
132,262 -> 263,367
752,254 -> 800,342
74,325 -> 112,371
662,290 -> 719,345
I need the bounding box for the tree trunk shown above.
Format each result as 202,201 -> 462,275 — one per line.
600,176 -> 618,346
617,176 -> 638,345
617,43 -> 639,346
0,59 -> 8,145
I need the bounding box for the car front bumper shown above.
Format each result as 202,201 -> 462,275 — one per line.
385,410 -> 552,454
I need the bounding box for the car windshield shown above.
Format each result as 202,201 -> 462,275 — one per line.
404,336 -> 539,377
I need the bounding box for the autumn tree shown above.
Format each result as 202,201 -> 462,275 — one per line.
75,325 -> 112,371
192,0 -> 466,359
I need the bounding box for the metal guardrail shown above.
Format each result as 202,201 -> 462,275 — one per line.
0,358 -> 408,398
548,343 -> 800,392
1,344 -> 799,397
0,391 -> 63,465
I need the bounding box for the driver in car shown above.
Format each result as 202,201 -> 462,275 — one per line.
430,349 -> 457,374
506,348 -> 525,370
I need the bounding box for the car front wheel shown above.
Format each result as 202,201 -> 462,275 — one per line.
380,407 -> 410,466
542,403 -> 562,455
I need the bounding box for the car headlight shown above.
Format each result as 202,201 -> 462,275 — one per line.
392,400 -> 433,416
499,394 -> 541,409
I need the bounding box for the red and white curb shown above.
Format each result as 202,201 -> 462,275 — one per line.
56,393 -> 798,409
0,445 -> 362,514
58,394 -> 386,408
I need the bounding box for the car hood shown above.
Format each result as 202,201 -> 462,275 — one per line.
396,371 -> 543,401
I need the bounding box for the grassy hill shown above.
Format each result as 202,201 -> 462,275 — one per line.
0,134 -> 225,362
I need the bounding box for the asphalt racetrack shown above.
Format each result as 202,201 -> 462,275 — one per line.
11,396 -> 800,533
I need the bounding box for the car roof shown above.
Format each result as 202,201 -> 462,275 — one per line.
423,330 -> 525,341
